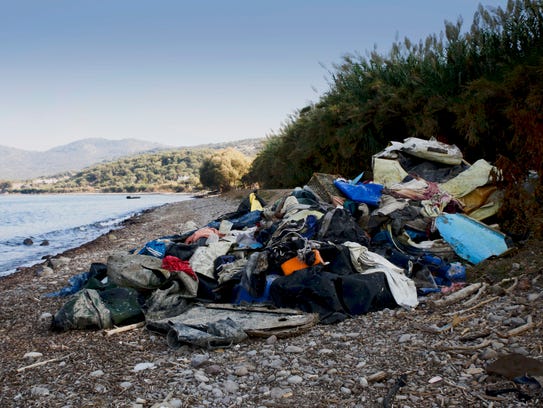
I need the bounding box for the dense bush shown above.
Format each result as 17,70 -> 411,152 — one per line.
199,148 -> 251,192
247,0 -> 543,237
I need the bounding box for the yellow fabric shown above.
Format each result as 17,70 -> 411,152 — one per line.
249,193 -> 264,211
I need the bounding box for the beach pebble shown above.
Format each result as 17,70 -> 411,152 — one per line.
480,349 -> 498,361
191,354 -> 209,368
24,351 -> 43,359
284,345 -> 303,353
194,372 -> 209,382
133,362 -> 156,372
48,257 -> 70,269
120,381 -> 132,389
223,380 -> 239,393
39,312 -> 53,322
270,387 -> 292,399
23,238 -> 33,246
204,364 -> 221,375
30,386 -> 49,396
234,366 -> 249,376
39,267 -> 54,277
266,335 -> 277,345
94,384 -> 107,393
169,399 -> 183,408
90,369 -> 105,377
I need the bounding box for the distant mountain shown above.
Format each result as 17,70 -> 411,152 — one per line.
0,138 -> 170,180
0,137 -> 266,181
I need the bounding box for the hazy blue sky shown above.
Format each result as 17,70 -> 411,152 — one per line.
0,1 -> 506,151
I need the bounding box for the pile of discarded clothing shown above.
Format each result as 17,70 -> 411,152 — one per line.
49,137 -> 511,349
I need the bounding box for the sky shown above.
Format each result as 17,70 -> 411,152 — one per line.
0,0 -> 507,152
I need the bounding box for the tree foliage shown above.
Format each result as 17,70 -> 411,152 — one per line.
12,149 -> 214,193
199,148 -> 251,191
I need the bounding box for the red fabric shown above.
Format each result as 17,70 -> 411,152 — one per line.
162,255 -> 198,281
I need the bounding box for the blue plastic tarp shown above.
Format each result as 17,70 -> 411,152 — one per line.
435,213 -> 509,264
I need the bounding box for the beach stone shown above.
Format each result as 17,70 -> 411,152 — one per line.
204,364 -> 221,375
287,375 -> 303,385
24,352 -> 43,359
23,238 -> 33,246
30,386 -> 49,396
40,240 -> 50,246
398,334 -> 412,343
504,317 -> 526,326
270,387 -> 291,399
510,346 -> 529,356
198,382 -> 212,391
223,380 -> 239,393
284,345 -> 304,353
266,335 -> 277,345
194,372 -> 209,382
191,354 -> 210,368
340,387 -> 352,395
39,312 -> 53,322
133,362 -> 155,372
94,384 -> 107,393
169,399 -> 183,408
234,366 -> 249,376
90,369 -> 105,377
48,257 -> 69,269
120,381 -> 132,389
480,349 -> 499,361
39,266 -> 54,277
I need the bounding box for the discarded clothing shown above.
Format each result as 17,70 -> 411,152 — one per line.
343,242 -> 418,308
51,287 -> 143,331
269,266 -> 397,324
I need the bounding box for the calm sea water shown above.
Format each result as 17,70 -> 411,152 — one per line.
0,193 -> 192,276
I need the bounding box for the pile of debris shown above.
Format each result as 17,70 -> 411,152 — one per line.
49,137 -> 512,350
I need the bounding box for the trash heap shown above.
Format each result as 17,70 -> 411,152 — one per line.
49,137 -> 511,349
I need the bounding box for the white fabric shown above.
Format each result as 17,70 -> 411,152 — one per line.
343,242 -> 418,309
189,241 -> 232,278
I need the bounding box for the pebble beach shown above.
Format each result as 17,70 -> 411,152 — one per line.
1,190 -> 542,408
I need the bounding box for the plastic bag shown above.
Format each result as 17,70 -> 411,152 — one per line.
333,179 -> 384,206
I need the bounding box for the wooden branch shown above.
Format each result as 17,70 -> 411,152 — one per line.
367,371 -> 387,382
504,315 -> 535,338
17,353 -> 73,373
105,321 -> 145,336
444,296 -> 500,317
433,283 -> 482,307
462,283 -> 488,307
435,339 -> 491,351
504,277 -> 518,294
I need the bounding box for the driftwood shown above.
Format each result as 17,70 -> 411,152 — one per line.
502,315 -> 535,338
503,277 -> 519,294
367,371 -> 387,382
17,353 -> 73,373
433,283 -> 483,307
104,321 -> 145,336
435,339 -> 491,351
462,283 -> 488,307
444,296 -> 500,317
